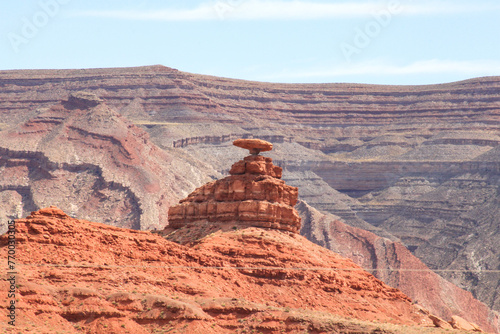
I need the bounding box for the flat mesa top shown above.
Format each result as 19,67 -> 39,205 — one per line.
233,139 -> 273,155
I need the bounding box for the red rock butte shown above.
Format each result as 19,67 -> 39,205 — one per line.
167,139 -> 301,233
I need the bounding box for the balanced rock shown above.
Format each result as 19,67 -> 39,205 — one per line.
233,138 -> 273,155
168,139 -> 301,233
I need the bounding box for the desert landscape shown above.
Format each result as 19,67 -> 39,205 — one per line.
1,65 -> 500,333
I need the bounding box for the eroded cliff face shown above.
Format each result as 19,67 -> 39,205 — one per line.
0,92 -> 217,231
1,66 -> 500,315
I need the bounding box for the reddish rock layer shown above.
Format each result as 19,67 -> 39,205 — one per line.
168,155 -> 301,233
0,207 -> 456,333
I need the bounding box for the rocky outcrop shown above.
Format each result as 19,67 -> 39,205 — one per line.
0,207 -> 448,333
450,315 -> 484,332
68,91 -> 104,108
168,140 -> 301,233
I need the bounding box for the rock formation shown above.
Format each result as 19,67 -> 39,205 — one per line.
233,138 -> 273,154
68,90 -> 104,107
167,139 -> 301,233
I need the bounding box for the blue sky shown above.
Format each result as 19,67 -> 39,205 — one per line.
1,0 -> 500,85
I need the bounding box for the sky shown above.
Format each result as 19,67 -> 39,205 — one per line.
1,0 -> 500,85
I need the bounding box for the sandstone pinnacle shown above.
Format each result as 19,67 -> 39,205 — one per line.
233,138 -> 273,155
167,140 -> 301,233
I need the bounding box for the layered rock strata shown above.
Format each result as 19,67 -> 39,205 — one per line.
168,140 -> 301,233
0,92 -> 216,232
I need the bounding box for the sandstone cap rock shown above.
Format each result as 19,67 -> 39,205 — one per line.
168,139 -> 301,233
233,138 -> 273,155
68,91 -> 103,108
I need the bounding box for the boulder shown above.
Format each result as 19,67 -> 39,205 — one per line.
428,314 -> 453,330
450,315 -> 484,332
233,138 -> 273,155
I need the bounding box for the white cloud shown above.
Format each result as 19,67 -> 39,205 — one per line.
260,59 -> 500,81
72,0 -> 500,21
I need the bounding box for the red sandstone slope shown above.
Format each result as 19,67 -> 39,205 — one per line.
0,207 -> 475,334
298,201 -> 499,333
